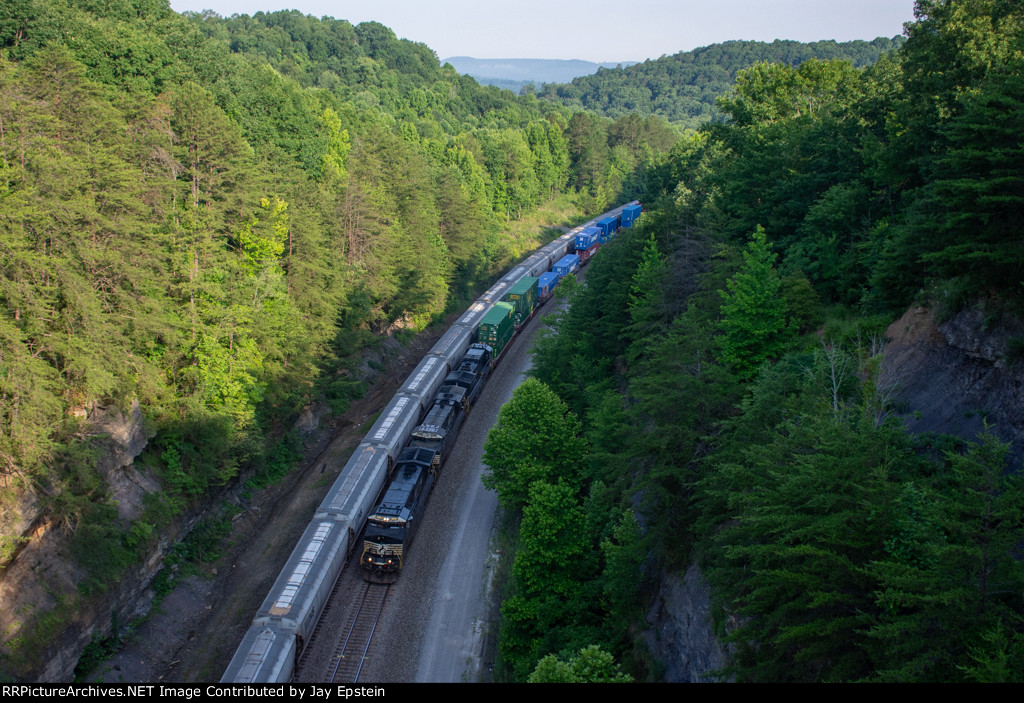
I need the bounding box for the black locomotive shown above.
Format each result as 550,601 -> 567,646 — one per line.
222,201 -> 639,682
360,446 -> 436,582
359,342 -> 492,581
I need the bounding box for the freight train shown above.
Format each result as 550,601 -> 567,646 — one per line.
220,201 -> 640,683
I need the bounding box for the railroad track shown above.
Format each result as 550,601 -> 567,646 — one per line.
327,582 -> 392,683
221,204 -> 635,684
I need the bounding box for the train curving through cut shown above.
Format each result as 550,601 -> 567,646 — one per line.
220,201 -> 640,683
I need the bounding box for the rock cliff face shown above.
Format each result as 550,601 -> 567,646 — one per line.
0,401 -> 158,682
647,303 -> 1024,681
881,304 -> 1024,470
646,563 -> 727,682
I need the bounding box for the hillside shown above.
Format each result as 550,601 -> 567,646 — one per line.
515,0 -> 1024,682
538,37 -> 905,127
0,0 -> 676,681
3,0 -> 1023,686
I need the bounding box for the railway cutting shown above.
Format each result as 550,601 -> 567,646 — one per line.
220,202 -> 641,683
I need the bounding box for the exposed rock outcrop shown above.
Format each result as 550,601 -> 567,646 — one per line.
882,304 -> 1024,469
294,400 -> 332,439
646,302 -> 1024,683
0,400 -> 158,682
646,563 -> 726,682
91,401 -> 159,522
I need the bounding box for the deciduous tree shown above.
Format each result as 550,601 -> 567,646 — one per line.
482,378 -> 586,511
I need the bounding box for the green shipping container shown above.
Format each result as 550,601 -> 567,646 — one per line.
504,277 -> 538,327
478,302 -> 515,358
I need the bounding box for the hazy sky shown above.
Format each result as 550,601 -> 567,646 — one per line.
166,0 -> 918,63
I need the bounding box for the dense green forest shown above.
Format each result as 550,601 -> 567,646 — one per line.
0,0 -> 677,677
485,0 -> 1024,683
3,0 -> 1022,684
537,37 -> 905,128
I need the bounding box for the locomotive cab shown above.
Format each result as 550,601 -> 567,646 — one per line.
360,448 -> 435,582
461,343 -> 493,372
362,504 -> 411,582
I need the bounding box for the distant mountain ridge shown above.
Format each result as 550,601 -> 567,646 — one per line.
535,37 -> 906,127
443,56 -> 637,92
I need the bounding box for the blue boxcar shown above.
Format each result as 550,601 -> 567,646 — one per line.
538,271 -> 559,299
222,200 -> 643,685
596,216 -> 619,241
574,227 -> 600,251
553,254 -> 581,278
620,203 -> 641,227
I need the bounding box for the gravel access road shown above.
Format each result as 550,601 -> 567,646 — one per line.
305,292 -> 564,683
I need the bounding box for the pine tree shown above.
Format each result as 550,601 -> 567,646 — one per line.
868,430 -> 1024,682
706,405 -> 918,681
717,226 -> 788,378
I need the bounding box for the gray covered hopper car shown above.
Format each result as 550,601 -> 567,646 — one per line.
222,200 -> 640,684
399,354 -> 451,416
251,521 -> 347,636
221,627 -> 297,684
